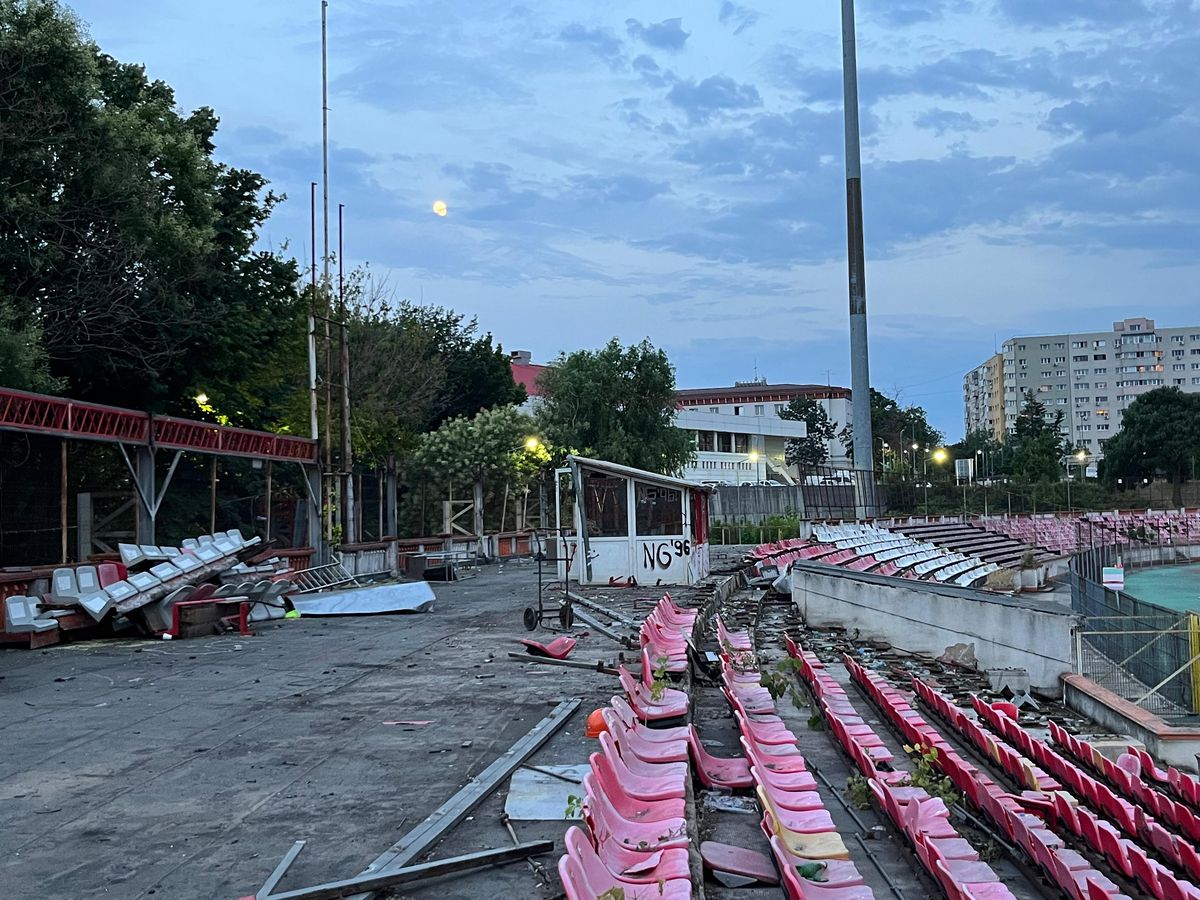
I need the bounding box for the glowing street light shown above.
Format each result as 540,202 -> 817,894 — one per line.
432,200 -> 448,217
932,448 -> 948,464
523,436 -> 542,452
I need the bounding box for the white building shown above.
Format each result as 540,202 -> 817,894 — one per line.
510,357 -> 853,484
966,317 -> 1200,458
675,380 -> 852,483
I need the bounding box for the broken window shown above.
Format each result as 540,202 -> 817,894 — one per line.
636,483 -> 683,536
583,474 -> 628,536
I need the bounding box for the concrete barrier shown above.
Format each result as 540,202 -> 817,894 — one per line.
790,560 -> 1079,694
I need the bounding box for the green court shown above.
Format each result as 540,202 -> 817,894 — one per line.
1125,563 -> 1200,614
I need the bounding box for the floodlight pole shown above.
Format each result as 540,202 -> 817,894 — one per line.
841,0 -> 875,517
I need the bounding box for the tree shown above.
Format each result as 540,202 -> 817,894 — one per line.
408,406 -> 548,533
0,0 -> 303,413
778,397 -> 836,467
840,389 -> 943,470
1102,388 -> 1200,507
536,338 -> 693,474
0,305 -> 63,393
1009,390 -> 1068,484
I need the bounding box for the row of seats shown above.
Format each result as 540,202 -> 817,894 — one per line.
716,618 -> 874,899
970,699 -> 1200,896
848,669 -> 1126,900
752,525 -> 1000,589
804,651 -> 1017,900
3,530 -> 258,638
889,521 -> 1054,568
559,593 -> 699,898
1048,722 -> 1200,822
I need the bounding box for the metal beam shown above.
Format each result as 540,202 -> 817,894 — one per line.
263,842 -> 554,900
571,608 -> 634,648
341,698 -> 580,900
257,841 -> 306,899
565,590 -> 637,628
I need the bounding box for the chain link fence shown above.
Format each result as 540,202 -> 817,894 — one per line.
1071,544 -> 1200,719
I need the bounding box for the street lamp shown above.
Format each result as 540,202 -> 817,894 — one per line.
1064,449 -> 1087,514
748,449 -> 762,483
523,436 -> 542,452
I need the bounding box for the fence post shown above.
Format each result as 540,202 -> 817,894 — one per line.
1191,613 -> 1200,714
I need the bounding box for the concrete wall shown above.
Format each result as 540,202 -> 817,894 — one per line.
1064,674 -> 1200,772
710,485 -> 807,524
791,561 -> 1079,694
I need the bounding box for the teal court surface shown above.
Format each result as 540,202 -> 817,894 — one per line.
1124,562 -> 1200,613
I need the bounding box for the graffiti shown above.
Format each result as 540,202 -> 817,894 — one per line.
641,539 -> 691,570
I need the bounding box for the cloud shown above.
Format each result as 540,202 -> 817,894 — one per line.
666,75 -> 762,124
558,23 -> 624,64
859,0 -> 971,26
914,108 -> 992,135
567,173 -> 671,203
1044,83 -> 1183,138
717,1 -> 759,35
994,0 -> 1151,27
625,17 -> 690,51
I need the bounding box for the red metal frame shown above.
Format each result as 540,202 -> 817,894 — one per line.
0,387 -> 316,463
168,598 -> 253,638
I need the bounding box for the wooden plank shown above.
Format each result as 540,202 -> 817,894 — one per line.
264,841 -> 554,900
342,698 -> 579,900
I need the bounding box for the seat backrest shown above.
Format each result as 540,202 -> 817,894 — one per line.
75,565 -> 100,593
97,562 -> 121,587
52,567 -> 80,599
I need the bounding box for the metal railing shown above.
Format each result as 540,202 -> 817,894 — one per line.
1071,544 -> 1200,718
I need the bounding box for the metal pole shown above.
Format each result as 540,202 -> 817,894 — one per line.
265,461 -> 273,542
60,439 -> 68,563
210,456 -> 218,533
841,0 -> 874,518
320,2 -> 334,545
338,202 -> 355,542
308,183 -> 319,443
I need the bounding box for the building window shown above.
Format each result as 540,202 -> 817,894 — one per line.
774,404 -> 785,414
697,431 -> 715,452
1174,364 -> 1186,371
1055,356 -> 1066,363
635,483 -> 682,536
1173,349 -> 1185,357
1040,357 -> 1051,364
583,474 -> 628,537
1173,335 -> 1185,343
1073,355 -> 1088,362
733,405 -> 742,415
734,434 -> 750,454
709,406 -> 719,413
1072,341 -> 1086,349
1093,367 -> 1107,374
1040,343 -> 1050,350
1097,424 -> 1109,431
1093,354 -> 1106,360
1054,342 -> 1065,349
754,404 -> 764,416
717,433 -> 732,453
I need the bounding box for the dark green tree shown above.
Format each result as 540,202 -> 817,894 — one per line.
840,389 -> 943,470
536,338 -> 693,474
778,397 -> 837,467
0,0 -> 303,415
0,305 -> 63,393
1102,387 -> 1200,507
1009,391 -> 1067,483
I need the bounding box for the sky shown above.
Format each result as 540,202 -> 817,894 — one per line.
67,0 -> 1200,439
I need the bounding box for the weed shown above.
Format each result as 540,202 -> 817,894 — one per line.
564,793 -> 583,818
900,742 -> 960,807
649,655 -> 670,701
845,775 -> 873,810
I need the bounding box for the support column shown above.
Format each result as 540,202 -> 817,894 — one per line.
60,440 -> 69,563
305,464 -> 324,564
265,461 -> 273,542
385,454 -> 398,537
473,478 -> 485,557
136,446 -> 155,544
209,457 -> 218,533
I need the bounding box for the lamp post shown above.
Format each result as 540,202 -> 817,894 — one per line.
1064,449 -> 1087,514
749,449 -> 762,484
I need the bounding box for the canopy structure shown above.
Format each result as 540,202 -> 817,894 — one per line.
0,387 -> 320,553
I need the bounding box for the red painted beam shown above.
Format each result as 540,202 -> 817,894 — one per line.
0,387 -> 316,463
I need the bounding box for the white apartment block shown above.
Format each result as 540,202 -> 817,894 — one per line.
675,380 -> 851,484
971,317 -> 1200,458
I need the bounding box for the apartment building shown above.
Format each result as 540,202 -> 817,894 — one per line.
963,353 -> 1005,441
965,317 -> 1200,457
